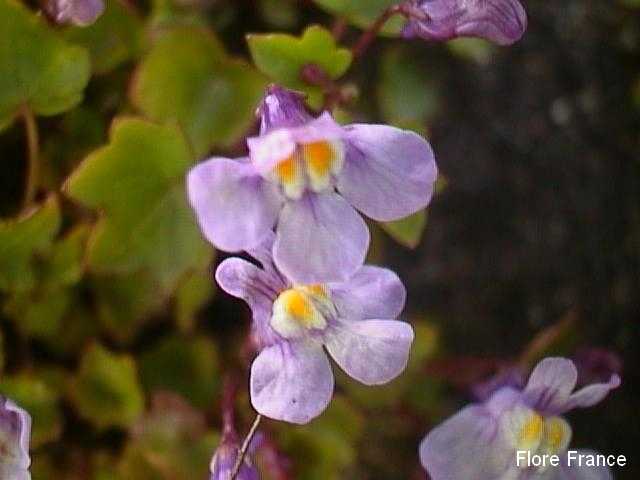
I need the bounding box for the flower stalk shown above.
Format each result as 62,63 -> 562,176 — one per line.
230,414 -> 262,480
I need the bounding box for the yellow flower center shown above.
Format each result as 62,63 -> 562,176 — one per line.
272,140 -> 344,199
504,406 -> 572,471
270,284 -> 334,339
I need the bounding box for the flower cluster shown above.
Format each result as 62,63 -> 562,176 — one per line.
0,396 -> 31,480
189,85 -> 434,423
183,2 -> 623,478
420,357 -> 621,479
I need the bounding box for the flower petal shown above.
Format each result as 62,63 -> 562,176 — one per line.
523,357 -> 578,414
274,192 -> 369,284
325,319 -> 414,385
404,0 -> 527,46
419,405 -> 511,479
330,265 -> 406,320
250,341 -> 334,424
187,157 -> 282,252
561,374 -> 621,413
0,397 -> 31,471
215,258 -> 278,306
339,124 -> 437,222
215,257 -> 283,349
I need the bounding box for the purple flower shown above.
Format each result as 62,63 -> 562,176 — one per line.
402,0 -> 527,46
0,396 -> 31,480
216,233 -> 414,424
188,86 -> 437,284
209,436 -> 259,480
46,0 -> 105,26
420,357 -> 620,479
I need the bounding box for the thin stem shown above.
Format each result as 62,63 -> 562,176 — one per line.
21,105 -> 39,209
230,414 -> 262,480
351,4 -> 402,59
331,17 -> 348,41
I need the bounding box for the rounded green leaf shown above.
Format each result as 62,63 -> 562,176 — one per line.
69,343 -> 144,429
247,25 -> 352,104
0,0 -> 90,127
64,117 -> 212,292
0,196 -> 61,292
131,28 -> 267,156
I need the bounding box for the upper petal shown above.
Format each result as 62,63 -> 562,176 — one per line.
561,374 -> 621,413
523,358 -> 578,414
338,124 -> 437,222
419,405 -> 511,480
325,319 -> 414,385
250,341 -> 334,424
273,192 -> 369,284
187,157 -> 282,252
215,257 -> 280,308
330,265 -> 407,320
247,113 -> 344,175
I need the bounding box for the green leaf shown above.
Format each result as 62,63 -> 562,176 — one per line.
247,25 -> 352,104
139,335 -> 219,409
381,209 -> 427,248
64,117 -> 212,292
3,287 -> 72,339
0,196 -> 61,292
131,28 -> 267,156
42,224 -> 90,288
312,0 -> 404,35
378,46 -> 441,133
92,271 -> 164,344
69,343 -> 144,429
0,0 -> 90,127
64,0 -> 144,75
0,374 -> 63,447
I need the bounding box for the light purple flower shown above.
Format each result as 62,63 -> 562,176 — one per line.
188,86 -> 437,284
215,233 -> 413,424
47,0 -> 105,26
402,0 -> 527,46
420,357 -> 621,480
0,396 -> 31,480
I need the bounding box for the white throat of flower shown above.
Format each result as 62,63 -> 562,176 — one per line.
269,140 -> 345,200
502,405 -> 572,472
270,284 -> 336,339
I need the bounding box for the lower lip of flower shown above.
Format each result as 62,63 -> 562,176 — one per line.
271,140 -> 344,200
